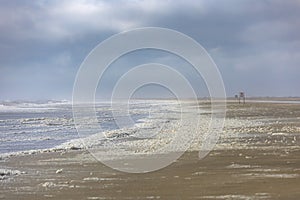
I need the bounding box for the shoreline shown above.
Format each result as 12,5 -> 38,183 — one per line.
2,99 -> 299,160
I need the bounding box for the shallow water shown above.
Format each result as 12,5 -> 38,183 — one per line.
0,100 -> 186,156
0,100 -> 175,155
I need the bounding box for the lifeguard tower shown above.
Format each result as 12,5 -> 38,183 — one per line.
239,92 -> 245,104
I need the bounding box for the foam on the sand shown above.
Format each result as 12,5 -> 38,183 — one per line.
201,194 -> 271,200
0,107 -> 265,161
240,173 -> 299,179
0,168 -> 25,180
3,100 -> 298,162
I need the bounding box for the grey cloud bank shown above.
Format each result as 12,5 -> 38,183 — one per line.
0,0 -> 299,100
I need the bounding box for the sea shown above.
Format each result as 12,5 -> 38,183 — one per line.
0,100 -> 183,157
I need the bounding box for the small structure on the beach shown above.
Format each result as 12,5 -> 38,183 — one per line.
238,92 -> 245,104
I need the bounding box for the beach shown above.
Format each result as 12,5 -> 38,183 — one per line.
2,0 -> 300,199
1,101 -> 300,199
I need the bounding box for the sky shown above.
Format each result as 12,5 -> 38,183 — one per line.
0,0 -> 300,100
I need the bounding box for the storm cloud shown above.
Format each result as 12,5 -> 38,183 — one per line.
0,0 -> 299,100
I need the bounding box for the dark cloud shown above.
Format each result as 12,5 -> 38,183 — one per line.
0,0 -> 300,100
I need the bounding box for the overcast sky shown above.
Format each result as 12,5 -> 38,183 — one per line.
0,0 -> 300,100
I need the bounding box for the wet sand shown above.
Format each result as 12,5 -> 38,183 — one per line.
1,101 -> 300,199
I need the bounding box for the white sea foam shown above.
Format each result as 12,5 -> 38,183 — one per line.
226,164 -> 253,169
0,99 -> 274,161
239,173 -> 299,179
201,194 -> 271,200
0,168 -> 26,180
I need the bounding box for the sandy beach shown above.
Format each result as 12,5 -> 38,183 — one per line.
2,0 -> 300,199
1,101 -> 300,200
